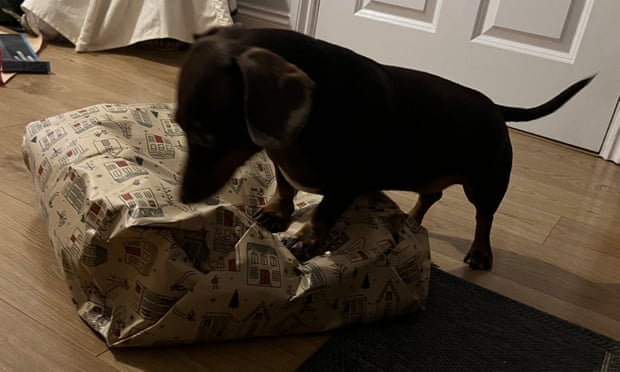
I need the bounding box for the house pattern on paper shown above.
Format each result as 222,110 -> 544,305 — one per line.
66,227 -> 85,260
70,116 -> 107,134
342,295 -> 367,325
124,240 -> 158,275
246,242 -> 281,288
375,279 -> 401,319
133,280 -> 176,320
198,313 -> 233,341
58,145 -> 87,166
83,198 -> 119,240
299,262 -> 327,292
39,127 -> 67,151
70,105 -> 99,119
94,138 -> 123,156
62,170 -> 87,212
179,230 -> 215,273
84,200 -> 108,228
145,132 -> 175,159
131,108 -> 153,127
81,244 -> 108,267
160,118 -> 184,137
36,157 -> 52,189
243,186 -> 269,216
120,188 -> 163,218
26,119 -> 52,138
249,161 -> 275,187
103,104 -> 128,113
22,103 -> 431,346
105,159 -> 148,182
214,208 -> 247,254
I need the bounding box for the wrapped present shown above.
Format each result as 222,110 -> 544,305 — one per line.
21,103 -> 431,347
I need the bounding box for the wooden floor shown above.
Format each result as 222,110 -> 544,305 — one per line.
1,39 -> 619,371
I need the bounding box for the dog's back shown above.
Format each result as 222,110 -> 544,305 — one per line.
210,28 -> 509,187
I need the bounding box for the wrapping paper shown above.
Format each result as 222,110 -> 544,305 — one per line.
20,0 -> 233,52
22,103 -> 431,347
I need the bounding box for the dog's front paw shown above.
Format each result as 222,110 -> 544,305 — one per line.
282,223 -> 328,262
253,205 -> 293,232
464,245 -> 493,270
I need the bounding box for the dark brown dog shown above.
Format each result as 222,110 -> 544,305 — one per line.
175,25 -> 593,270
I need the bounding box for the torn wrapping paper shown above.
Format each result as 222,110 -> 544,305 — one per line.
21,103 -> 431,347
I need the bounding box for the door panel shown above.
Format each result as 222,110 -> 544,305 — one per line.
354,0 -> 440,31
488,0 -> 572,39
473,0 -> 592,62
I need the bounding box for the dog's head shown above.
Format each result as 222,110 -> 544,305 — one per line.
175,31 -> 315,204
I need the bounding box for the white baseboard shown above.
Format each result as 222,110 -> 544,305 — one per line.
599,99 -> 620,164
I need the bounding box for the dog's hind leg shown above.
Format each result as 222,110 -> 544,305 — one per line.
462,153 -> 512,270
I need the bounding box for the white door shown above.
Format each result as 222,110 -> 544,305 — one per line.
314,0 -> 620,152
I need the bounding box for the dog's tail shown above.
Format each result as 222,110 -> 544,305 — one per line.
497,75 -> 595,122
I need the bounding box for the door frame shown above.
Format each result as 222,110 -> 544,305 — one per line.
292,0 -> 619,160
292,0 -> 322,35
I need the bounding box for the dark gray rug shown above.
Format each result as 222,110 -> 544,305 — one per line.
297,267 -> 620,372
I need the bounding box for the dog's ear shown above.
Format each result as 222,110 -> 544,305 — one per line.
235,47 -> 315,148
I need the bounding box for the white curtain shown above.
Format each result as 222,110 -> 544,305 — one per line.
21,0 -> 233,52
